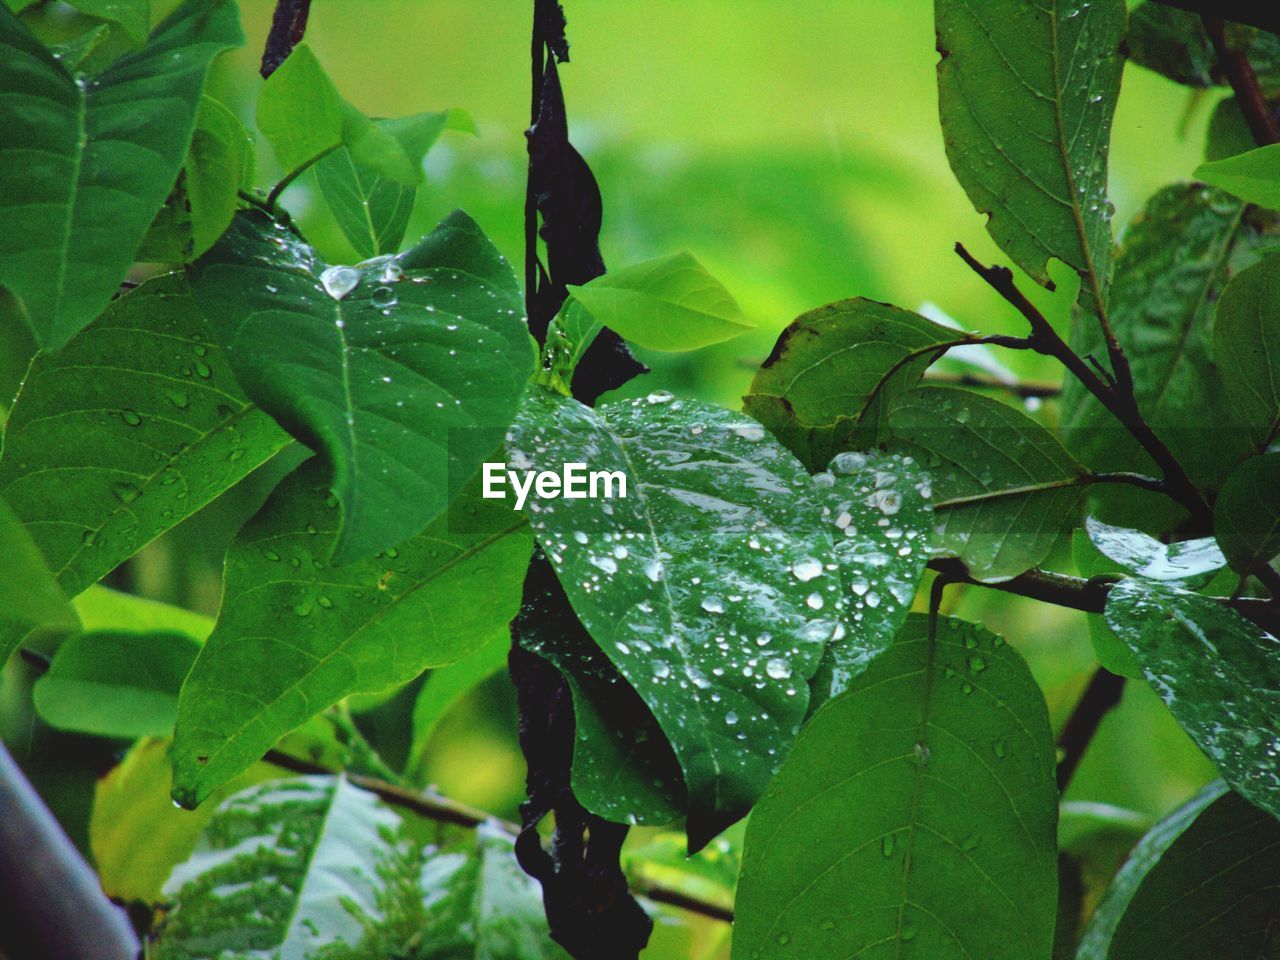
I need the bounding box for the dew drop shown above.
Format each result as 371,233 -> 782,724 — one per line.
320,265 -> 360,300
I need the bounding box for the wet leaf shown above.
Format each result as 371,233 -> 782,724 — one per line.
1070,531 -> 1146,679
63,0 -> 150,46
1084,517 -> 1225,584
0,0 -> 243,350
888,385 -> 1085,581
1126,2 -> 1218,86
34,630 -> 199,738
733,615 -> 1058,960
188,208 -> 535,563
935,0 -> 1124,317
1215,453 -> 1280,575
170,459 -> 532,807
0,275 -> 291,601
1214,251 -> 1280,450
743,298 -> 960,470
565,250 -> 752,352
1104,580 -> 1280,819
1079,782 -> 1280,959
0,495 -> 79,664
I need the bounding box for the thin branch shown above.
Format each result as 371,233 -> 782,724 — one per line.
1057,668 -> 1126,792
1203,15 -> 1280,146
261,750 -> 737,925
264,143 -> 341,211
921,370 -> 1061,398
954,243 -> 1213,530
260,0 -> 313,78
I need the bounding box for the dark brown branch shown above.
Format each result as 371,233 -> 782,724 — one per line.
954,243 -> 1213,530
921,370 -> 1061,398
0,742 -> 139,960
1057,668 -> 1126,792
1203,16 -> 1280,146
260,0 -> 312,78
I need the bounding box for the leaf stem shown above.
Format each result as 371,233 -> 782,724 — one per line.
932,472 -> 1168,511
1056,667 -> 1126,792
259,0 -> 312,79
1203,15 -> 1280,146
921,370 -> 1061,398
264,144 -> 340,212
954,243 -> 1214,530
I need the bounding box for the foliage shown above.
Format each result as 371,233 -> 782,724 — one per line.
0,1 -> 1278,958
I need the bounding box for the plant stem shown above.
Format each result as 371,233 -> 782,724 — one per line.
1203,16 -> 1280,146
265,144 -> 340,212
260,0 -> 312,78
921,370 -> 1062,398
954,243 -> 1214,530
1057,668 -> 1126,792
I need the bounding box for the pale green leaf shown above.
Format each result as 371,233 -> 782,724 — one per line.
74,585 -> 212,640
255,42 -> 342,176
1084,516 -> 1225,583
1196,143 -> 1280,211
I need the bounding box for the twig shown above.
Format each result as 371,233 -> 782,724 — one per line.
921,370 -> 1061,398
0,742 -> 139,960
260,0 -> 313,78
1203,16 -> 1280,146
954,243 -> 1213,530
1057,668 -> 1126,792
261,749 -> 736,924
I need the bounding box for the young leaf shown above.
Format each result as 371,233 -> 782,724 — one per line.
935,0 -> 1125,317
0,275 -> 292,599
1104,580 -> 1280,819
1084,516 -> 1226,584
170,459 -> 532,808
1214,453 -> 1280,575
33,630 -> 199,738
315,110 -> 473,259
74,584 -> 212,639
185,96 -> 254,257
1195,144 -> 1280,211
0,0 -> 243,350
1062,186 -> 1265,531
565,251 -> 753,352
732,615 -> 1058,960
507,390 -> 842,842
888,385 -> 1086,581
743,298 -> 961,470
187,209 -> 535,563
1214,252 -> 1280,449
1079,782 -> 1280,960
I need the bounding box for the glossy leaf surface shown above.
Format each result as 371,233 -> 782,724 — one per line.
1084,517 -> 1225,583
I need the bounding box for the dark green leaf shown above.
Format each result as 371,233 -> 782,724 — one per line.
1195,144 -> 1280,212
0,275 -> 291,599
1104,579 -> 1280,819
1062,185 -> 1265,529
1205,98 -> 1258,163
0,495 -> 80,663
1215,453 -> 1280,575
49,22 -> 112,71
743,298 -> 961,470
733,615 -> 1058,960
889,385 -> 1085,581
63,0 -> 149,46
935,0 -> 1124,317
1084,516 -> 1225,583
0,0 -> 243,350
566,251 -> 753,352
508,390 -> 841,839
33,629 -> 199,737
1214,251 -> 1280,450
1079,782 -> 1280,960
188,209 -> 534,563
171,459 -> 532,807
1125,2 -> 1217,86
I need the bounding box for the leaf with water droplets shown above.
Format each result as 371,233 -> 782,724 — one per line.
0,0 -> 244,350
1104,579 -> 1280,819
744,298 -> 962,470
1213,252 -> 1280,451
1079,781 -> 1280,960
1085,516 -> 1226,584
0,275 -> 291,607
170,458 -> 532,807
936,0 -> 1124,318
508,389 -> 846,844
188,208 -> 535,563
889,385 -> 1085,581
732,615 -> 1058,960
1215,453 -> 1280,577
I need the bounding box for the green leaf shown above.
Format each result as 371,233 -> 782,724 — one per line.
1070,531 -> 1146,679
1061,185 -> 1264,526
1195,144 -> 1280,211
0,0 -> 243,350
49,22 -> 112,71
1215,453 -> 1280,575
0,495 -> 80,664
1104,579 -> 1280,819
516,556 -> 686,826
1125,2 -> 1218,86
188,208 -> 534,563
507,390 -> 841,840
186,96 -> 254,257
565,251 -> 752,352
171,459 -> 532,808
74,584 -> 212,639
888,385 -> 1086,581
1079,782 -> 1280,960
315,110 -> 470,260
255,43 -> 343,176
0,275 -> 291,599
33,630 -> 199,737
153,776 -> 565,960
63,0 -> 150,46
935,0 -> 1125,317
1214,251 -> 1280,449
1084,516 -> 1225,583
732,615 -> 1058,960
1205,98 -> 1258,163
743,298 -> 963,470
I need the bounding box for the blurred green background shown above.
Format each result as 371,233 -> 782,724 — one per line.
2,0 -> 1220,901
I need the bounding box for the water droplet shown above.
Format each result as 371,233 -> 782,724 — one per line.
194,361 -> 212,379
111,481 -> 139,503
120,409 -> 141,426
652,661 -> 671,679
968,655 -> 987,673
321,265 -> 360,300
776,933 -> 791,946
766,658 -> 792,679
806,592 -> 824,610
881,833 -> 896,857
371,285 -> 398,308
791,557 -> 822,582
